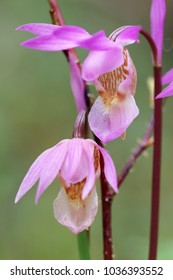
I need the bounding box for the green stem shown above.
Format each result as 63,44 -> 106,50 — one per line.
77,231 -> 90,260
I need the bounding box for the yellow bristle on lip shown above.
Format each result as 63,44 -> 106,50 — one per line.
97,49 -> 129,106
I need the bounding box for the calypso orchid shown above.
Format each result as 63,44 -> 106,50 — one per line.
15,137 -> 117,234
88,27 -> 140,142
17,24 -> 141,142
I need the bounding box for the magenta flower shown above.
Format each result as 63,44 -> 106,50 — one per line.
17,24 -> 141,142
15,138 -> 117,234
17,23 -> 140,81
17,24 -> 124,78
87,27 -> 141,142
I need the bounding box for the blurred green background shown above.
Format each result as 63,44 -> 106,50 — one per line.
1,0 -> 173,260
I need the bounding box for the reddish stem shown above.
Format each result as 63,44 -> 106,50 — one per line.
48,0 -> 65,25
148,66 -> 162,260
100,154 -> 113,260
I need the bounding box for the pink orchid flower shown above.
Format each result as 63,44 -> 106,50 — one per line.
17,24 -> 141,142
15,138 -> 117,234
88,27 -> 140,142
16,24 -> 124,79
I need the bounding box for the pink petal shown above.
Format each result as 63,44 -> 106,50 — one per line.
20,35 -> 80,51
79,30 -> 116,50
109,25 -> 141,46
150,0 -> 166,64
162,68 -> 173,85
69,54 -> 86,112
82,47 -> 124,82
16,23 -> 59,35
88,95 -> 139,143
53,187 -> 98,234
82,142 -> 96,199
18,25 -> 90,51
15,148 -> 52,203
35,141 -> 68,203
98,146 -> 118,192
53,25 -> 90,41
156,81 -> 173,98
60,139 -> 89,185
61,138 -> 83,183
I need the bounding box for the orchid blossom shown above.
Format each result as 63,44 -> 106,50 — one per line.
88,32 -> 140,142
17,24 -> 141,142
150,0 -> 173,99
15,138 -> 117,234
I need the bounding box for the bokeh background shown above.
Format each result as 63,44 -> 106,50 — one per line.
1,0 -> 173,260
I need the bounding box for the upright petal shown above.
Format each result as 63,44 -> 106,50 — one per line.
15,148 -> 52,203
82,143 -> 96,199
61,138 -> 83,183
109,25 -> 141,46
156,81 -> 173,98
53,187 -> 98,234
88,95 -> 139,143
16,23 -> 59,35
162,68 -> 173,85
98,147 -> 118,192
69,54 -> 86,112
150,0 -> 166,64
35,141 -> 68,203
82,47 -> 124,82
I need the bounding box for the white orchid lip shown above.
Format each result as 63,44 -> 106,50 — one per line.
88,48 -> 139,143
53,187 -> 98,234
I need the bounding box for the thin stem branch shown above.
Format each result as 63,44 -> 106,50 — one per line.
94,135 -> 113,259
140,29 -> 158,66
118,115 -> 154,188
148,66 -> 162,260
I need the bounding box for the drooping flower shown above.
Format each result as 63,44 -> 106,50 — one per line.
15,138 -> 117,234
17,24 -> 125,114
17,24 -> 141,142
17,23 -> 141,82
87,27 -> 140,142
17,23 -> 124,76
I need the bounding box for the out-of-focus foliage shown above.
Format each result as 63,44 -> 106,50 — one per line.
0,0 -> 173,260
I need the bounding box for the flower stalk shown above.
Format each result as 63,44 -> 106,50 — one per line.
100,153 -> 113,260
140,28 -> 163,260
149,66 -> 162,260
77,231 -> 90,260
